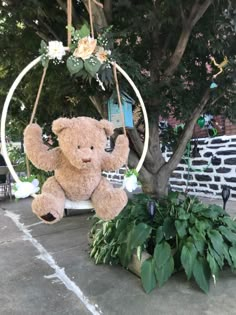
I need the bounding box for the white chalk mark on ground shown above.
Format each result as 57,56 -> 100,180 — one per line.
25,221 -> 43,228
4,210 -> 102,315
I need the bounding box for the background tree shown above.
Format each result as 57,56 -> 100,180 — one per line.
0,0 -> 236,197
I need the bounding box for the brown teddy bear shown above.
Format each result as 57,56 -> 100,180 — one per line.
24,117 -> 129,224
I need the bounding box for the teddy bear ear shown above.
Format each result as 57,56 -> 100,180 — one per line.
52,118 -> 71,135
98,119 -> 114,136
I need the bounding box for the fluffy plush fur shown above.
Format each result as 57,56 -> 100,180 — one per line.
24,117 -> 129,224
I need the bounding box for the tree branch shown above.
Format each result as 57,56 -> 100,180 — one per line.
164,0 -> 213,78
55,0 -> 80,26
82,0 -> 108,31
164,88 -> 211,173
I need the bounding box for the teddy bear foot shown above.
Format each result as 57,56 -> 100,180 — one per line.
41,213 -> 57,222
32,193 -> 64,224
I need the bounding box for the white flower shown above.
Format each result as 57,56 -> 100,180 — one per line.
47,41 -> 66,60
123,174 -> 138,192
14,181 -> 40,199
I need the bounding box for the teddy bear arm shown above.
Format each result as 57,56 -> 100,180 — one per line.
101,135 -> 129,171
24,124 -> 60,171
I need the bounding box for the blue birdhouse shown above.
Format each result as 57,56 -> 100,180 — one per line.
108,92 -> 134,129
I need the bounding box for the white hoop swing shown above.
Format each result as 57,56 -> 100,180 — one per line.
1,52 -> 149,210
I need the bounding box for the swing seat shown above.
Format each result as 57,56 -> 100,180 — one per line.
64,198 -> 94,210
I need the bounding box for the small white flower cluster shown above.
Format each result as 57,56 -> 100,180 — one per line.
123,174 -> 138,192
47,41 -> 66,62
13,179 -> 40,199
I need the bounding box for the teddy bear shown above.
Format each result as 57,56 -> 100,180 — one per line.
24,116 -> 129,224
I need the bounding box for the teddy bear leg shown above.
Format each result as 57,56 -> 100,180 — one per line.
32,176 -> 65,224
91,177 -> 128,221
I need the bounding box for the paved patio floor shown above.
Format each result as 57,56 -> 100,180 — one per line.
0,196 -> 236,315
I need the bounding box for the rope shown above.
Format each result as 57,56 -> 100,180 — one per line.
29,66 -> 48,124
67,0 -> 72,47
88,0 -> 103,38
112,62 -> 127,136
88,0 -> 94,38
26,66 -> 48,177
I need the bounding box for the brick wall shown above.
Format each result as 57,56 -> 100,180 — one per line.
164,135 -> 236,200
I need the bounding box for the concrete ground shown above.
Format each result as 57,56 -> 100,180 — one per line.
0,196 -> 236,315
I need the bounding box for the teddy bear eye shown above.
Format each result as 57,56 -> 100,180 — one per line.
77,145 -> 80,149
90,146 -> 94,150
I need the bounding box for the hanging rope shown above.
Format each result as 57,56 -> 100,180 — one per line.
112,62 -> 127,136
29,66 -> 48,124
67,0 -> 72,47
26,66 -> 48,177
88,0 -> 103,38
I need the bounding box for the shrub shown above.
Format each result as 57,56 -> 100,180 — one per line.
89,192 -> 236,293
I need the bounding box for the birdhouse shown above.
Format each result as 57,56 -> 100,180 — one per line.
108,92 -> 134,129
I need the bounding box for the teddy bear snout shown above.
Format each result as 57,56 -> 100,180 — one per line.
82,158 -> 91,163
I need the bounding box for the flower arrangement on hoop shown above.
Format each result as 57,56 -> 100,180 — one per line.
39,24 -> 113,88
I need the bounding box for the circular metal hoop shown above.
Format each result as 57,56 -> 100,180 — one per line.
1,56 -> 149,208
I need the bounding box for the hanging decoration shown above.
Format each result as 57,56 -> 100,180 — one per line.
108,92 -> 134,129
197,116 -> 205,128
1,0 -> 150,217
209,56 -> 228,89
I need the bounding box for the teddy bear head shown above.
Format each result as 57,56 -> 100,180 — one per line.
52,117 -> 114,170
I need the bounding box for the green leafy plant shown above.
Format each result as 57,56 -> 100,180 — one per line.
89,192 -> 236,294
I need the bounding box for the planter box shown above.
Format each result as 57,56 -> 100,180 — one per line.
128,251 -> 151,278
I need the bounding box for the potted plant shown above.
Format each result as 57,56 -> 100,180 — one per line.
89,192 -> 236,293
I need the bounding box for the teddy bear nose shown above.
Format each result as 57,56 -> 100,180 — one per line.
82,158 -> 91,163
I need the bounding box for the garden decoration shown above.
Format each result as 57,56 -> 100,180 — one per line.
108,92 -> 134,129
210,56 -> 228,89
0,0 -> 149,217
221,185 -> 231,211
197,114 -> 218,137
197,116 -> 205,128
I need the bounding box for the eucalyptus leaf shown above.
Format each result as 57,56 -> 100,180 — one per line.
66,56 -> 83,75
84,56 -> 101,77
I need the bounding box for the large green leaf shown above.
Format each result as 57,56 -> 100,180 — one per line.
78,24 -> 90,38
129,223 -> 152,249
153,241 -> 172,268
175,220 -> 188,238
189,227 -> 205,255
66,56 -> 83,75
155,226 -> 164,244
207,230 -> 224,256
118,242 -> 132,267
155,256 -> 174,287
181,242 -> 198,279
229,247 -> 236,268
163,217 -> 176,240
84,56 -> 101,77
208,245 -> 224,269
219,226 -> 236,244
206,251 -> 219,279
193,256 -> 211,293
141,258 -> 157,293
